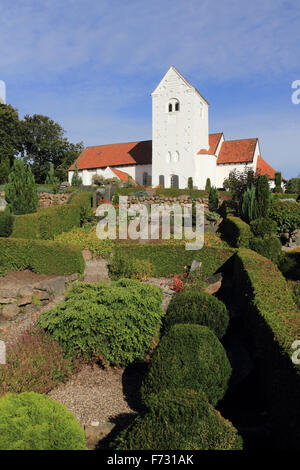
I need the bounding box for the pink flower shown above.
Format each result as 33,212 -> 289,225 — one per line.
160,280 -> 166,286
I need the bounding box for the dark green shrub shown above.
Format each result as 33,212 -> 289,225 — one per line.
279,251 -> 300,280
205,178 -> 211,192
71,162 -> 82,187
141,324 -> 232,406
241,185 -> 257,223
256,174 -> 271,218
12,192 -> 92,240
0,212 -> 14,237
0,392 -> 86,450
113,388 -> 242,450
250,217 -> 277,238
292,281 -> 300,308
269,199 -> 300,236
250,236 -> 283,265
5,159 -> 38,215
219,215 -> 252,248
109,251 -> 154,280
208,187 -> 219,212
38,279 -> 164,367
274,172 -> 283,193
165,290 -> 229,338
0,238 -> 84,275
0,327 -> 78,396
187,177 -> 193,190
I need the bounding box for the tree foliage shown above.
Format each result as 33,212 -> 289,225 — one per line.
5,159 -> 38,214
256,174 -> 271,218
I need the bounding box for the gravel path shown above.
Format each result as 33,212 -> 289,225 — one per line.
48,363 -> 146,427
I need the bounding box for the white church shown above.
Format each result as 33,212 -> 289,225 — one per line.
69,66 -> 279,189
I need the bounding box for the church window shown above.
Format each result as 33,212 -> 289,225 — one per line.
166,151 -> 171,163
159,175 -> 165,187
171,174 -> 179,188
175,102 -> 179,111
167,98 -> 180,112
173,151 -> 179,162
143,172 -> 152,186
169,103 -> 173,112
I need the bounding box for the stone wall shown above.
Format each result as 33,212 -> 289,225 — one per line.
38,192 -> 71,208
126,195 -> 211,209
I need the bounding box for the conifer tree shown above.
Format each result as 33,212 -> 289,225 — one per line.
205,178 -> 211,192
188,177 -> 193,190
45,163 -> 60,185
241,185 -> 257,223
255,175 -> 270,218
71,162 -> 82,187
0,155 -> 11,184
5,159 -> 38,214
208,187 -> 219,212
274,172 -> 283,193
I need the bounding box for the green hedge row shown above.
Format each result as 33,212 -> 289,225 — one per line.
233,248 -> 300,449
0,238 -> 84,275
11,192 -> 92,240
219,215 -> 252,248
113,244 -> 235,278
0,213 -> 14,237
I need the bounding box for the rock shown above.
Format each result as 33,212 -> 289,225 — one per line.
82,249 -> 93,261
17,296 -> 33,307
23,304 -> 40,315
2,303 -> 19,319
67,273 -> 78,282
205,273 -> 222,295
33,289 -> 50,301
83,260 -> 110,283
0,288 -> 18,298
36,277 -> 67,297
190,260 -> 202,272
84,422 -> 115,448
18,286 -> 34,298
0,297 -> 16,304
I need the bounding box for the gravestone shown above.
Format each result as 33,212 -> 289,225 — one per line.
190,260 -> 202,272
0,196 -> 7,212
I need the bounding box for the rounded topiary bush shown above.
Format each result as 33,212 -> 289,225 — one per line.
38,279 -> 164,367
250,236 -> 284,266
165,289 -> 229,338
0,392 -> 86,450
141,324 -> 232,406
113,388 -> 242,450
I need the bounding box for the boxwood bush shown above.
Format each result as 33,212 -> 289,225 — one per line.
165,290 -> 229,338
141,324 -> 232,406
0,392 -> 86,450
250,217 -> 277,238
250,236 -> 284,266
0,238 -> 84,275
219,215 -> 252,248
113,388 -> 242,450
38,279 -> 164,367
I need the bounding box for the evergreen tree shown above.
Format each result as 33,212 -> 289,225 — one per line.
71,162 -> 82,187
241,185 -> 257,223
5,159 -> 38,214
208,187 -> 219,212
45,163 -> 60,185
255,175 -> 270,218
205,178 -> 211,192
0,155 -> 11,184
274,172 -> 283,193
188,177 -> 193,190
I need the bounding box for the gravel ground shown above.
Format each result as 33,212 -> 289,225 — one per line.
48,363 -> 146,427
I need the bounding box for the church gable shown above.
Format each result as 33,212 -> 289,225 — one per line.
151,66 -> 192,96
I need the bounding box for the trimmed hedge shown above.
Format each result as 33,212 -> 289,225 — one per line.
11,192 -> 92,240
109,251 -> 154,280
141,324 -> 232,406
38,279 -> 164,367
0,392 -> 86,450
0,212 -> 14,237
113,244 -> 234,278
165,290 -> 229,338
219,215 -> 252,248
249,236 -> 284,266
233,249 -> 300,449
113,389 -> 242,450
0,238 -> 84,275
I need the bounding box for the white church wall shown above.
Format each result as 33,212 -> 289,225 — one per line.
152,67 -> 209,189
195,155 -> 217,189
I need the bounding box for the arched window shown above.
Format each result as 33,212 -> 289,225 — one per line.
166,151 -> 171,163
167,98 -> 180,112
143,172 -> 151,186
173,151 -> 179,163
170,174 -> 179,188
159,175 -> 165,188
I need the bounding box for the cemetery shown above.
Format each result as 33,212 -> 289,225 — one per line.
0,163 -> 299,450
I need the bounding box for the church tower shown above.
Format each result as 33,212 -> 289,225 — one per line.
0,80 -> 6,104
151,66 -> 210,189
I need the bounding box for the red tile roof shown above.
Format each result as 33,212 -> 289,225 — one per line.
198,133 -> 223,155
110,167 -> 131,181
69,140 -> 152,171
217,138 -> 258,164
256,155 -> 277,180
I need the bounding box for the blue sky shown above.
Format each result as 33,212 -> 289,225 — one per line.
0,0 -> 300,179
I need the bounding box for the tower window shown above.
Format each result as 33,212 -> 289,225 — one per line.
167,98 -> 180,112
170,174 -> 179,188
